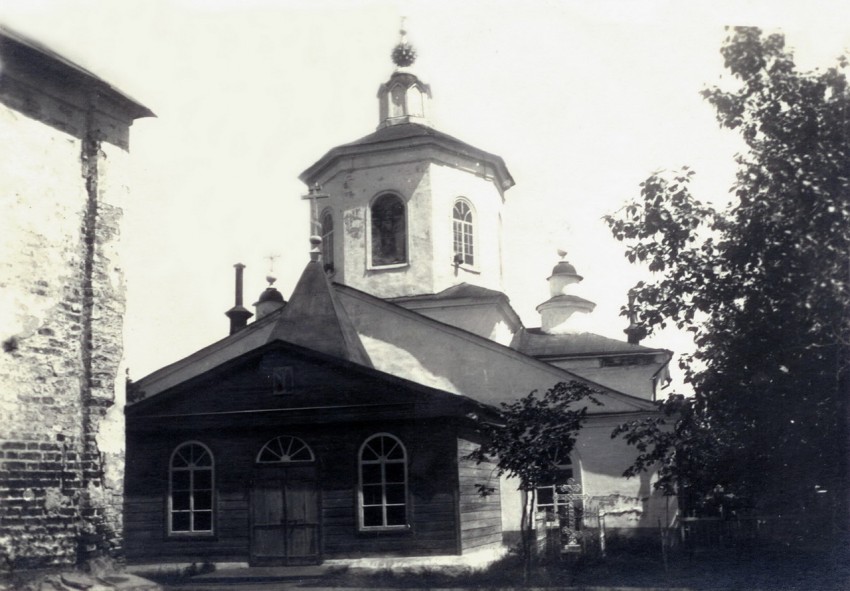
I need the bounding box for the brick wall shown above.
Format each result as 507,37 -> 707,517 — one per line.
0,31 -> 148,570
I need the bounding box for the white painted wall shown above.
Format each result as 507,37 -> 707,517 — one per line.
428,164 -> 505,293
311,146 -> 507,300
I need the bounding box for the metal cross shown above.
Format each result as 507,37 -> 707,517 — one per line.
301,183 -> 330,237
264,253 -> 280,285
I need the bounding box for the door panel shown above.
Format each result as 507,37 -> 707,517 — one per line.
250,467 -> 320,565
284,475 -> 319,560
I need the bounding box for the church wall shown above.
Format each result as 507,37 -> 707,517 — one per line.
0,49 -> 137,569
124,417 -> 463,563
318,159 -> 434,298
493,415 -> 672,540
574,415 -> 672,534
405,303 -> 516,345
428,164 -> 505,294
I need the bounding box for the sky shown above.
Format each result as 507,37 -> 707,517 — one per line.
2,0 -> 850,391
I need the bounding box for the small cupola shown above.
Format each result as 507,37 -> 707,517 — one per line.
536,251 -> 596,334
254,275 -> 286,320
377,24 -> 432,129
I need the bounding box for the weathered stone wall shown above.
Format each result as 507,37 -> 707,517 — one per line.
0,36 -> 140,570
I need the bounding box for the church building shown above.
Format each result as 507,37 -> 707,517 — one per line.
124,29 -> 672,566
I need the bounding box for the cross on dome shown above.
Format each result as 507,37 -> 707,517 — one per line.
391,17 -> 417,67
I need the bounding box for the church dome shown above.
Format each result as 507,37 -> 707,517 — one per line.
258,286 -> 284,304
551,260 -> 577,277
548,253 -> 583,282
254,275 -> 287,320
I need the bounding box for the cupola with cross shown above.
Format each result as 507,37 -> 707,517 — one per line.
299,25 -> 514,301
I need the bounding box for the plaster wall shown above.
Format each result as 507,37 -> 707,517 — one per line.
427,164 -> 505,294
314,148 -> 506,300
404,304 -> 516,345
497,414 -> 671,539
0,64 -> 135,569
553,361 -> 664,401
319,160 -> 434,298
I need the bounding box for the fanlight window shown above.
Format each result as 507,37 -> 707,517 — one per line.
256,436 -> 315,464
359,434 -> 408,529
452,200 -> 474,266
370,194 -> 407,266
169,442 -> 214,534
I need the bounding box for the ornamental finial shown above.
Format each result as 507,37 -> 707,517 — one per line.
392,16 -> 417,67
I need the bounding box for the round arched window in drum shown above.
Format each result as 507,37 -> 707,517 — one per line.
256,436 -> 315,464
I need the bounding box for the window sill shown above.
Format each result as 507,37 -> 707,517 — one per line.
357,524 -> 412,536
367,262 -> 409,271
453,263 -> 480,274
166,531 -> 217,541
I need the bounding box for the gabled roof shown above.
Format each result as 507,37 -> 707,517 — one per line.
128,339 -> 499,426
266,259 -> 372,367
333,283 -> 658,413
299,122 -> 514,191
134,260 -> 370,401
511,327 -> 670,359
134,261 -> 658,414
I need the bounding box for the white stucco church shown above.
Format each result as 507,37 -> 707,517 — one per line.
124,29 -> 673,566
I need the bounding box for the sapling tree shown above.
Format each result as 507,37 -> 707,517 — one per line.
468,381 -> 599,575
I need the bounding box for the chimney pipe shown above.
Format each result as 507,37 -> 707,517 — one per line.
623,291 -> 646,345
225,263 -> 253,334
234,263 -> 245,306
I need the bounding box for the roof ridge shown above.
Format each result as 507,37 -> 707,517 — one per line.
267,260 -> 372,367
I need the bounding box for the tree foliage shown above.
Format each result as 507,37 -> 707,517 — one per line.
469,381 -> 599,490
605,27 -> 850,515
468,381 -> 599,572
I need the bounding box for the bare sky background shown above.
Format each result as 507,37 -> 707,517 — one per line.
2,0 -> 849,392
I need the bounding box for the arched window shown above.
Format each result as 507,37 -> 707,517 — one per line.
256,436 -> 315,464
370,194 -> 406,267
320,209 -> 334,272
407,86 -> 425,117
358,433 -> 407,529
389,85 -> 405,118
169,442 -> 214,534
453,200 -> 474,266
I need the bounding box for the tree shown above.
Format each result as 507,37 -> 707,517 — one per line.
467,381 -> 599,576
604,27 -> 850,524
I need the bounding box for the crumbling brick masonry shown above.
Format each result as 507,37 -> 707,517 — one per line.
0,28 -> 151,570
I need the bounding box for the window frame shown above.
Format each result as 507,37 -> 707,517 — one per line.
357,433 -> 409,531
168,441 -> 215,537
320,207 -> 335,273
272,366 -> 295,395
367,193 -> 409,270
255,435 -> 315,464
535,456 -> 582,527
452,198 -> 476,268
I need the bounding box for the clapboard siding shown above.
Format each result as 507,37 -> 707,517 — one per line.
126,412 -> 463,563
456,436 -> 502,552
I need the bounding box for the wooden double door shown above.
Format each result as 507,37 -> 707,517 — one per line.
250,465 -> 320,565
